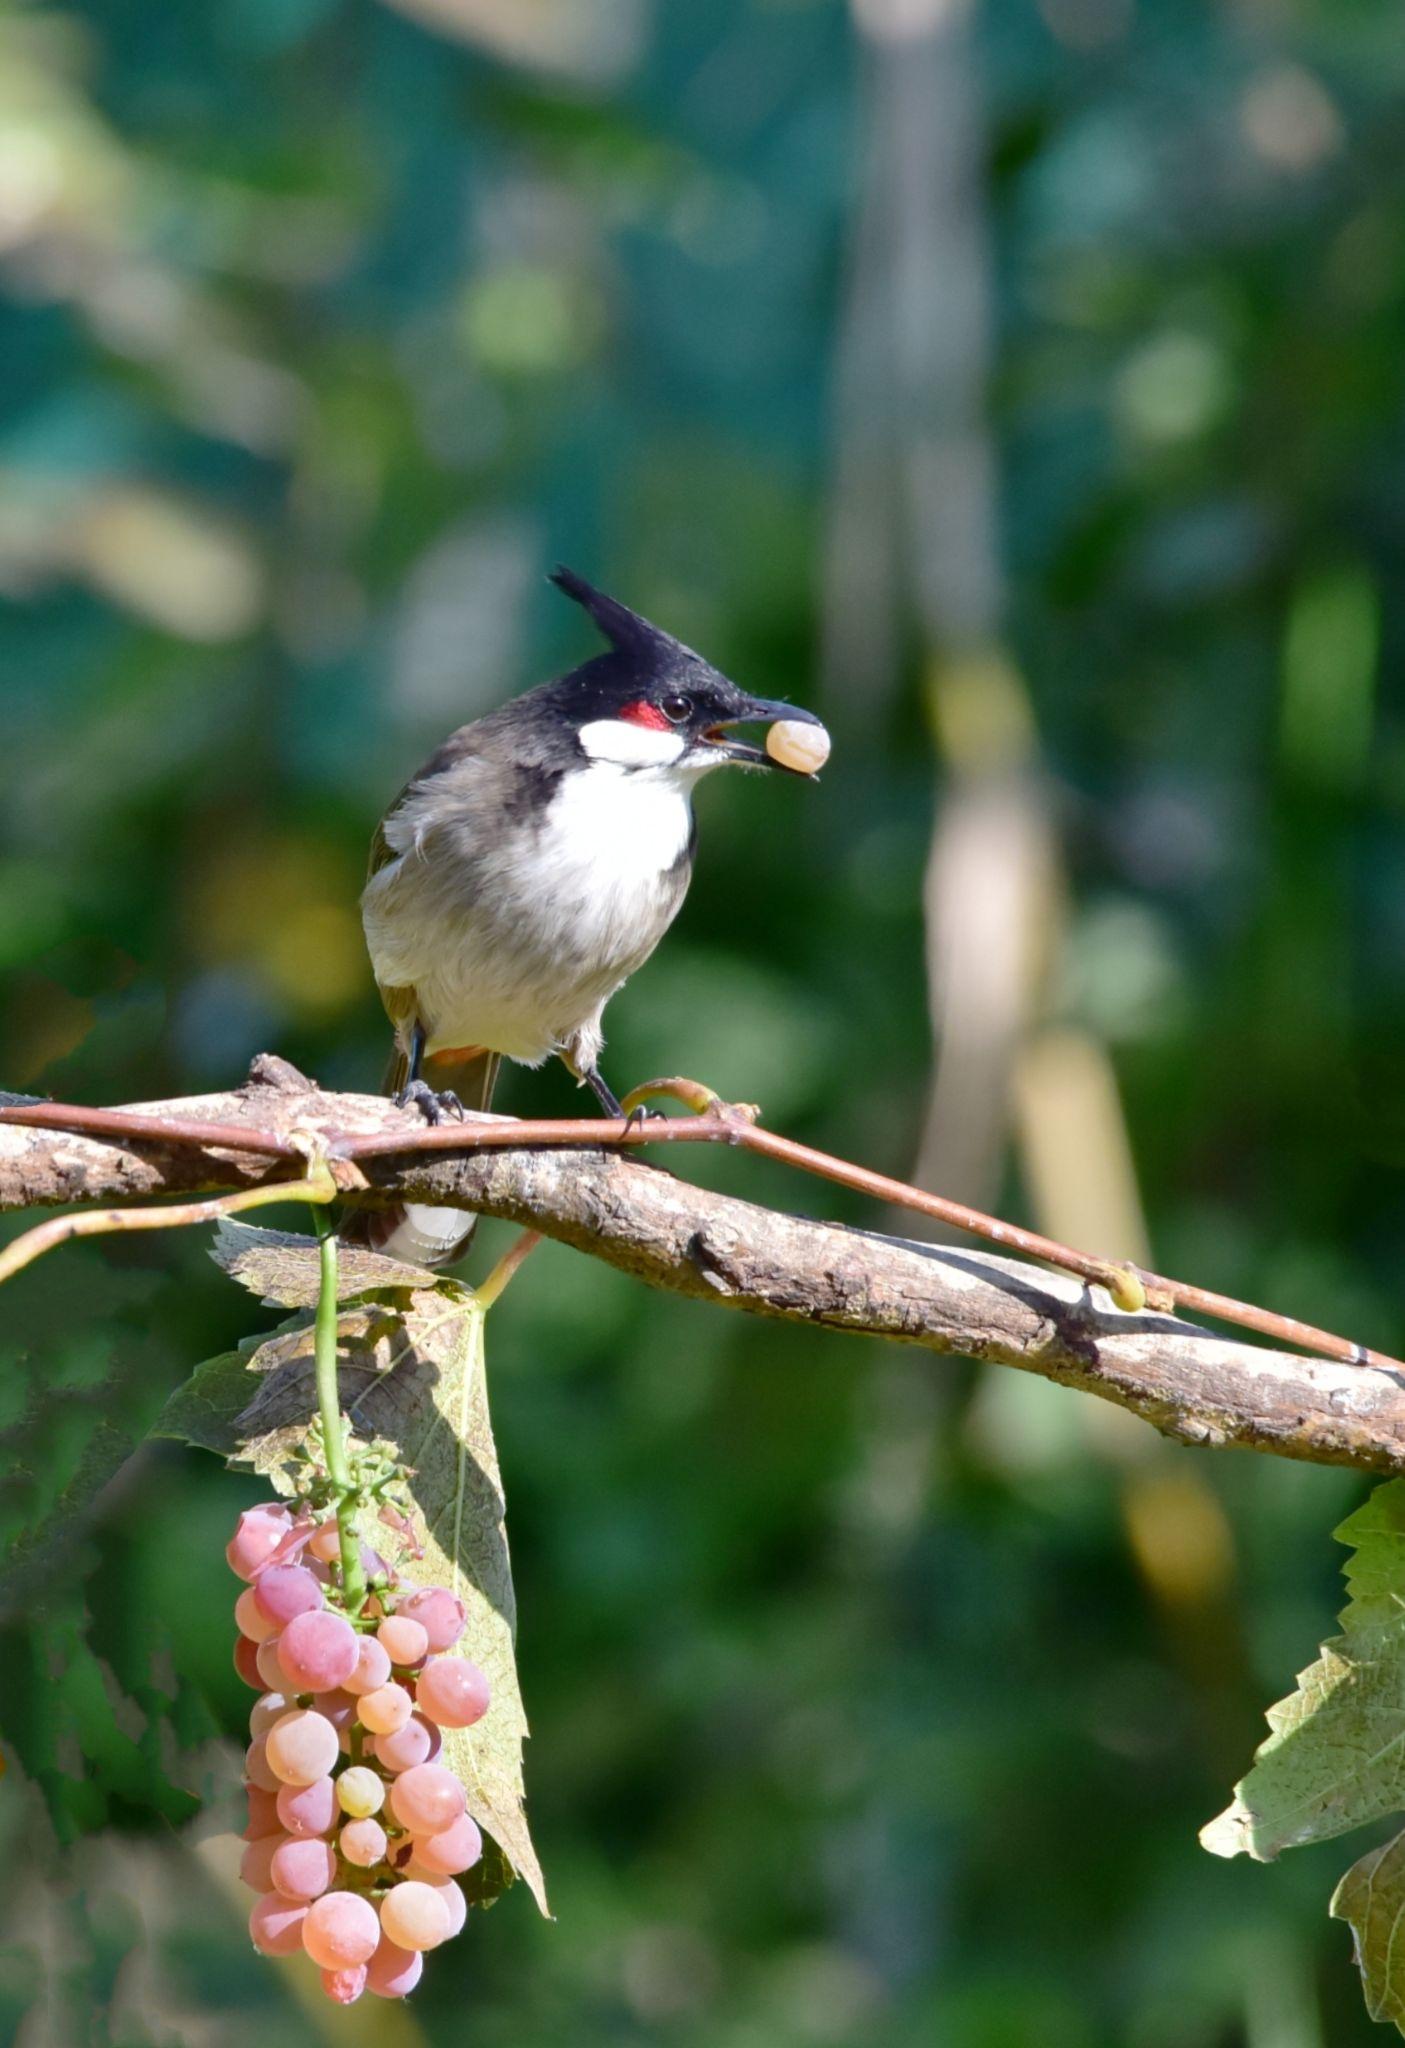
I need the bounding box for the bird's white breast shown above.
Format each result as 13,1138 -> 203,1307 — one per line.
539,758 -> 694,888
365,755 -> 700,1068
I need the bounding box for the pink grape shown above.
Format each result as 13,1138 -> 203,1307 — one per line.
309,1520 -> 341,1563
278,1610 -> 358,1693
250,1893 -> 308,1956
412,1812 -> 482,1877
276,1775 -> 337,1838
379,1880 -> 451,1952
310,1690 -> 357,1735
271,1837 -> 337,1902
336,1766 -> 384,1818
395,1871 -> 468,1936
240,1833 -> 287,1891
244,1739 -> 279,1794
342,1634 -> 392,1698
321,1965 -> 367,2005
226,1503 -> 292,1581
377,1616 -> 428,1667
366,1937 -> 424,1999
265,1709 -> 339,1787
244,1784 -> 281,1840
302,1891 -> 381,1969
396,1587 -> 466,1652
250,1691 -> 294,1740
340,1817 -> 389,1867
435,1878 -> 468,1938
255,1638 -> 287,1692
366,1720 -> 426,1769
372,1715 -> 437,1773
233,1637 -> 262,1689
388,1763 -> 464,1836
357,1683 -> 413,1736
416,1657 -> 490,1729
235,1587 -> 279,1643
254,1564 -> 323,1627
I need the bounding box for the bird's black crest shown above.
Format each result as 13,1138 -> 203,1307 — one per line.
549,565 -> 681,661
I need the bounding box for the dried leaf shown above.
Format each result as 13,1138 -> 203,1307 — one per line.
383,1301 -> 544,1914
211,1219 -> 436,1307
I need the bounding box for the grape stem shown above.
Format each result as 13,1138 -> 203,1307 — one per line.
311,1203 -> 366,1618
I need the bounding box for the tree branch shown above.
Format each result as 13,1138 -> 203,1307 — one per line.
3,1056 -> 1404,1476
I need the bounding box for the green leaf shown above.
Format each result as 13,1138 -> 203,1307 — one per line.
1203,1480 -> 1405,1863
154,1275 -> 546,1915
153,1348 -> 254,1459
1338,1481 -> 1405,1632
1331,1829 -> 1405,2034
459,1829 -> 518,1911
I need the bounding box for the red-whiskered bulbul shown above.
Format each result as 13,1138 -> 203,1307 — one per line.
355,566 -> 824,1265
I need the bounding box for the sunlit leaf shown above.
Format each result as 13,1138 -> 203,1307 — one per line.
1203,1482 -> 1405,1862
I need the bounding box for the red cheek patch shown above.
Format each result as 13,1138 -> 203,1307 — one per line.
617,700 -> 673,731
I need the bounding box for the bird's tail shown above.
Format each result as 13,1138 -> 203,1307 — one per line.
342,1045 -> 500,1268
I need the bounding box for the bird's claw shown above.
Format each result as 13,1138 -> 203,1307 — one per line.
396,1079 -> 465,1126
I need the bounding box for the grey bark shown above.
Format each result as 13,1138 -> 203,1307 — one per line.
3,1061 -> 1403,1476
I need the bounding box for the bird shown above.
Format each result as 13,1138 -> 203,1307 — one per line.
352,564 -> 825,1266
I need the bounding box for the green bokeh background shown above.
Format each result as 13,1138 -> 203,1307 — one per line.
4,0 -> 1405,2041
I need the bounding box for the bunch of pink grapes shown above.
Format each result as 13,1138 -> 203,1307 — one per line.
229,1499 -> 491,2004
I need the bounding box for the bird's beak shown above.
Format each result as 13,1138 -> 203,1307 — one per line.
701,697 -> 825,775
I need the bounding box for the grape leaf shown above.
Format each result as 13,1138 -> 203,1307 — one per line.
156,1233 -> 546,1914
152,1346 -> 252,1459
379,1299 -> 547,1913
1331,1828 -> 1405,2033
210,1218 -> 436,1306
1338,1481 -> 1405,1633
1202,1482 -> 1405,1863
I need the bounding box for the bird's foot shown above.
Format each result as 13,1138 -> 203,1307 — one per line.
396,1078 -> 465,1125
618,1076 -> 762,1134
621,1101 -> 666,1136
573,1067 -> 660,1134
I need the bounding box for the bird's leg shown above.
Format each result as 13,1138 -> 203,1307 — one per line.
396,1022 -> 465,1124
569,1062 -> 661,1134
559,1033 -> 663,1132
581,1066 -> 625,1118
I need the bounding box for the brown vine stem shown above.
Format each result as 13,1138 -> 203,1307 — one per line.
0,1099 -> 296,1156
1,1087 -> 1399,1376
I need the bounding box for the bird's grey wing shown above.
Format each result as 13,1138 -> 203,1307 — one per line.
363,726 -> 492,1047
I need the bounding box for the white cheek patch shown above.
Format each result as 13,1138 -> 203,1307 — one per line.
578,717 -> 687,769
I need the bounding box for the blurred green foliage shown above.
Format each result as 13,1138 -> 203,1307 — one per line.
4,0 -> 1405,2040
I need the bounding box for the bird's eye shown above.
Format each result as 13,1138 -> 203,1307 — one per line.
659,694 -> 692,725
